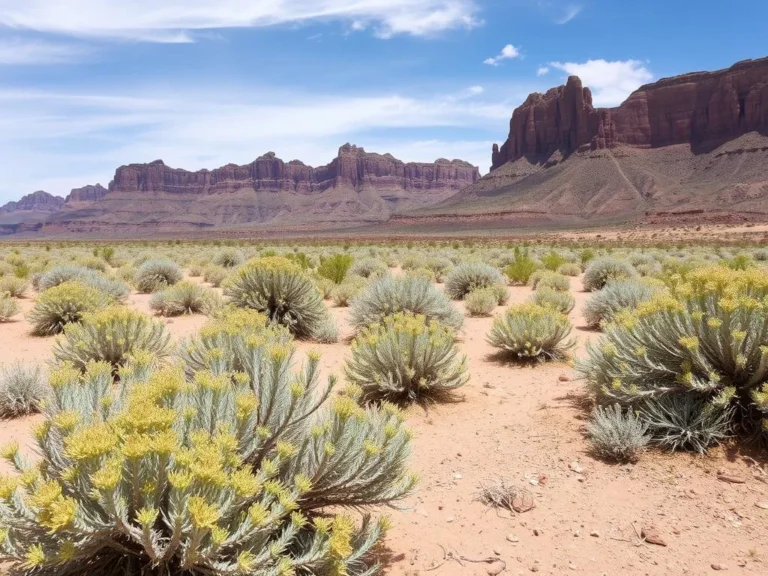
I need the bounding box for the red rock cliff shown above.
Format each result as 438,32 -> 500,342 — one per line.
110,144 -> 479,195
492,57 -> 768,169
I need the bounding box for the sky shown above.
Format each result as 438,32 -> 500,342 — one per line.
0,0 -> 766,203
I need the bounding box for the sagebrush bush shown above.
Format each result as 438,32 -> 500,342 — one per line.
27,281 -> 106,336
588,404 -> 650,462
534,271 -> 570,292
0,363 -> 48,418
53,306 -> 171,371
582,257 -> 638,291
38,265 -> 129,302
313,275 -> 336,299
317,253 -> 353,284
149,281 -> 222,316
542,251 -> 567,271
349,258 -> 388,279
0,295 -> 20,322
464,287 -> 497,317
445,262 -> 505,300
583,279 -> 661,327
487,303 -> 574,361
0,276 -> 27,298
224,257 -> 330,340
345,312 -> 469,404
330,277 -> 368,307
640,394 -> 733,454
578,267 -> 768,437
531,286 -> 575,314
557,263 -> 582,277
203,265 -> 228,287
0,335 -> 414,575
349,275 -> 462,332
134,258 -> 184,293
404,267 -> 436,283
425,257 -> 453,282
212,248 -> 245,269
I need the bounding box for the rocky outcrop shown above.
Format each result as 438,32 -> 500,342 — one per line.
491,57 -> 768,169
65,184 -> 107,204
0,190 -> 64,214
109,144 -> 479,196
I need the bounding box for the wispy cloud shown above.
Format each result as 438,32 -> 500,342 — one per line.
0,37 -> 90,65
0,0 -> 482,41
554,4 -> 582,24
550,59 -> 653,106
536,66 -> 549,76
0,83 -> 530,199
484,44 -> 520,66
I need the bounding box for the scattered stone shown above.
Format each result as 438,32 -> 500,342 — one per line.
590,530 -> 600,538
568,562 -> 577,570
569,461 -> 583,474
533,528 -> 542,536
711,563 -> 726,571
530,566 -> 539,573
717,470 -> 746,484
446,516 -> 454,523
529,477 -> 539,486
558,374 -> 570,382
486,562 -> 505,575
506,534 -> 520,543
755,502 -> 768,510
493,548 -> 502,556
454,473 -> 463,480
573,530 -> 581,537
641,525 -> 667,547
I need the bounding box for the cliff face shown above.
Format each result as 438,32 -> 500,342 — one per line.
491,57 -> 768,169
109,144 -> 479,196
65,184 -> 108,204
0,190 -> 64,214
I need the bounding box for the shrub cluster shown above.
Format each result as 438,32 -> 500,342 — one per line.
583,279 -> 661,327
317,253 -> 353,284
0,295 -> 19,322
531,286 -> 575,314
487,303 -> 574,361
345,312 -> 469,404
0,327 -> 414,575
464,287 -> 498,317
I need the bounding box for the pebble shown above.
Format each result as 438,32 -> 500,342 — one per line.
590,530 -> 600,538
711,563 -> 726,571
533,528 -> 542,536
486,562 -> 505,575
506,534 -> 520,543
568,562 -> 577,570
641,525 -> 667,547
569,461 -> 583,473
558,374 -> 570,382
755,502 -> 768,510
454,473 -> 463,480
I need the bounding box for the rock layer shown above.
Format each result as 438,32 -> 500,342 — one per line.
491,57 -> 768,169
0,190 -> 64,214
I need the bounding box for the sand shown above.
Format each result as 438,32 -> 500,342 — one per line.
1,275 -> 766,575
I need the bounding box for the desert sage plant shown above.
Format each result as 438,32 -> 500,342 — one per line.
445,262 -> 505,300
487,303 -> 574,361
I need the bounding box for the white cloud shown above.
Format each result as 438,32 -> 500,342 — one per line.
0,37 -> 90,65
0,84 -> 525,199
0,0 -> 481,41
536,66 -> 549,76
483,44 -> 520,66
550,59 -> 653,106
468,85 -> 484,95
537,1 -> 582,24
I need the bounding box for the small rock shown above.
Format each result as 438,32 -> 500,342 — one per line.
454,473 -> 463,480
486,562 -> 505,575
641,525 -> 667,547
568,562 -> 577,570
717,470 -> 746,484
590,530 -> 600,538
533,528 -> 542,536
529,477 -> 539,486
755,502 -> 768,510
573,530 -> 580,537
569,461 -> 583,474
506,534 -> 520,543
558,374 -> 570,382
530,566 -> 539,573
446,516 -> 454,523
711,563 -> 726,571
493,548 -> 502,556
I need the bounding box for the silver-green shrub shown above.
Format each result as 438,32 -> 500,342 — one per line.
38,264 -> 129,302
203,265 -> 228,287
224,257 -> 329,340
27,281 -> 107,336
53,306 -> 171,371
582,257 -> 638,291
557,263 -> 581,277
587,404 -> 650,462
0,329 -> 414,575
212,248 -> 245,268
349,275 -> 462,332
464,288 -> 497,317
487,303 -> 574,361
578,267 -> 768,437
150,281 -> 222,316
445,262 -> 505,300
344,312 -> 469,404
531,286 -> 575,314
349,258 -> 388,279
0,363 -> 48,418
134,258 -> 184,293
0,277 -> 27,299
330,277 -> 368,307
582,279 -> 662,327
0,295 -> 19,322
534,271 -> 570,292
640,394 -> 733,454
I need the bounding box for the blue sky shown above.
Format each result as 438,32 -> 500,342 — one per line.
0,0 -> 766,203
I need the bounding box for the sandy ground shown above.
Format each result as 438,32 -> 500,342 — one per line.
1,276 -> 767,575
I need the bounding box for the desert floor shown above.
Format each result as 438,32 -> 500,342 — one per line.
1,274 -> 766,576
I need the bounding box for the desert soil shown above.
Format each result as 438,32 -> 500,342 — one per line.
1,275 -> 766,575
